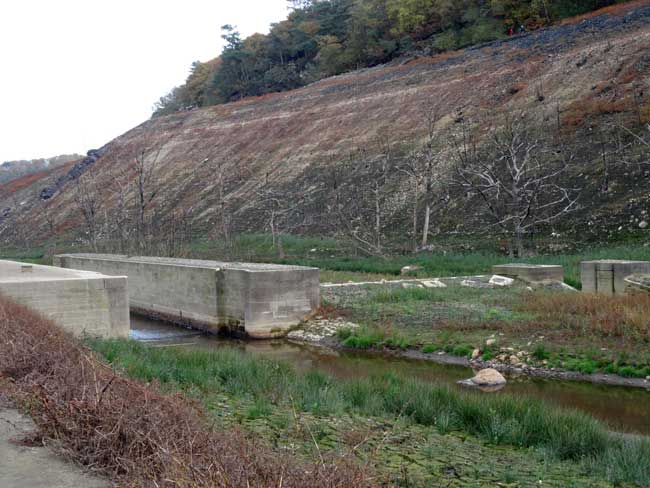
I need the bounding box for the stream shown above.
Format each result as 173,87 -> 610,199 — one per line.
131,315 -> 650,435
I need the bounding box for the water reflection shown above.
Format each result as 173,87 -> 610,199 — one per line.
130,315 -> 650,435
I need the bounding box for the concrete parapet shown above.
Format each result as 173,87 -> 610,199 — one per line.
0,259 -> 129,338
491,264 -> 564,283
581,260 -> 650,294
54,254 -> 320,338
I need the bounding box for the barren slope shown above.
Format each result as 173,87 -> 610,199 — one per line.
3,1 -> 650,247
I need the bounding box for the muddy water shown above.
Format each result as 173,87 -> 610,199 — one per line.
131,315 -> 650,435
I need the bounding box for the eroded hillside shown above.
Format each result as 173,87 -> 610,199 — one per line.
3,1 -> 650,251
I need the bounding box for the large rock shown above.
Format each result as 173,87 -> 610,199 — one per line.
458,368 -> 507,392
401,265 -> 423,276
469,368 -> 507,386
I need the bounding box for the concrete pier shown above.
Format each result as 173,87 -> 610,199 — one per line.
0,260 -> 129,337
54,254 -> 320,338
581,260 -> 650,294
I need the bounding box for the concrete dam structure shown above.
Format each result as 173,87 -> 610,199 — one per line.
54,254 -> 320,338
0,260 -> 129,338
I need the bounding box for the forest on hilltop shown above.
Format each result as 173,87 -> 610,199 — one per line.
153,0 -> 629,116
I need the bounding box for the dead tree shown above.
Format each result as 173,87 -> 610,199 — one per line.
199,152 -> 234,247
452,111 -> 580,257
106,165 -> 133,253
133,143 -> 162,249
399,101 -> 450,250
73,173 -> 102,252
255,182 -> 305,259
335,142 -> 394,257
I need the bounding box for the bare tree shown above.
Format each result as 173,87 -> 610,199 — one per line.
201,153 -> 234,247
255,175 -> 305,258
452,111 -> 580,257
133,141 -> 163,249
399,101 -> 450,250
335,141 -> 395,257
106,165 -> 134,253
73,173 -> 102,252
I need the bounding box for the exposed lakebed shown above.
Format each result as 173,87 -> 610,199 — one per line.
131,314 -> 650,435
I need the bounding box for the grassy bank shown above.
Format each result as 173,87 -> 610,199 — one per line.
91,338 -> 650,487
0,297 -> 371,487
326,284 -> 650,379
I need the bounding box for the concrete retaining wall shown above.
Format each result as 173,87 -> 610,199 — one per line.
54,254 -> 319,338
0,260 -> 129,338
581,260 -> 650,294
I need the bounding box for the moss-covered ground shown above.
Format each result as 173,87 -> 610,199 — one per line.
89,339 -> 650,487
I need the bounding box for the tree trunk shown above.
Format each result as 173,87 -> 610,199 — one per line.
514,229 -> 525,258
421,203 -> 431,248
412,193 -> 418,252
374,184 -> 381,254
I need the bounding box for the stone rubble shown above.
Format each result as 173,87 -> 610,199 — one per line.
288,317 -> 359,344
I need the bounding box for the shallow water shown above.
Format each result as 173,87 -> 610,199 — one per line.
131,315 -> 650,435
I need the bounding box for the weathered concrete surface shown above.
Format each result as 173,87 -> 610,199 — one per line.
0,406 -> 108,488
54,254 -> 319,338
581,260 -> 650,295
0,260 -> 129,338
625,274 -> 650,294
491,264 -> 564,283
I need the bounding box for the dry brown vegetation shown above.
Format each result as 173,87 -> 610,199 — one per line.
2,3 -> 650,249
560,0 -> 650,25
519,292 -> 650,341
0,296 -> 375,487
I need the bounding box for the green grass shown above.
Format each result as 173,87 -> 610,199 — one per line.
286,243 -> 650,288
0,246 -> 47,264
7,235 -> 650,287
90,338 -> 650,486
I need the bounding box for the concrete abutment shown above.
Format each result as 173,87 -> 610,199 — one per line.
54,254 -> 320,339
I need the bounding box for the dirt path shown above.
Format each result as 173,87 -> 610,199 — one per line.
0,401 -> 109,488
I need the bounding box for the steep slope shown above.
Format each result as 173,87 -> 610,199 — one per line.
0,154 -> 81,185
3,2 -> 650,250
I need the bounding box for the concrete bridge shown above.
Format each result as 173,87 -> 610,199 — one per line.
54,254 -> 320,338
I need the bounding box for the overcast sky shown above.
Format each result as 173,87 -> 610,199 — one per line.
0,0 -> 289,162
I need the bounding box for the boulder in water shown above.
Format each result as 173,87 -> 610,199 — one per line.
458,368 -> 507,392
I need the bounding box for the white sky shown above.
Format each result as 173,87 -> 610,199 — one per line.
0,0 -> 289,162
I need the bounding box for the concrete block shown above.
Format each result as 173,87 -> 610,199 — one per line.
55,254 -> 319,338
491,264 -> 564,283
0,260 -> 129,338
580,260 -> 650,295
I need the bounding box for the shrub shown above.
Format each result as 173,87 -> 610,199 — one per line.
520,293 -> 650,341
532,343 -> 550,361
452,344 -> 474,358
0,297 -> 373,487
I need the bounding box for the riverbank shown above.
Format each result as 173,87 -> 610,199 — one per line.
313,282 -> 650,389
3,295 -> 650,486
0,297 -> 371,487
90,337 -> 650,487
291,333 -> 650,390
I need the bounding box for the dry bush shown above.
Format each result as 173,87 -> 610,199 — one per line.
519,292 -> 650,341
0,296 -> 375,487
563,98 -> 631,127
